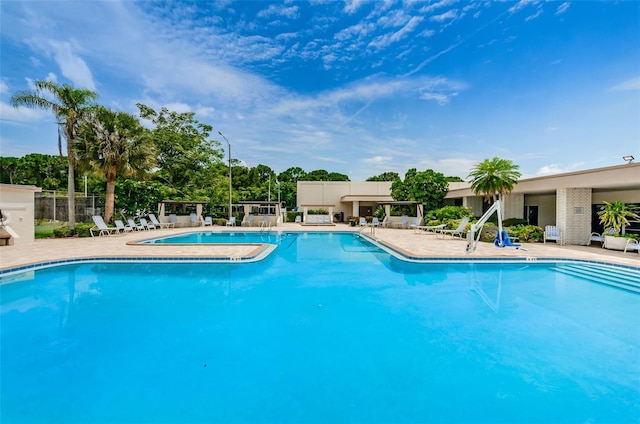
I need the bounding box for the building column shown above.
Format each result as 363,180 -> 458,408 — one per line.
502,193 -> 524,220
556,188 -> 592,246
463,196 -> 483,217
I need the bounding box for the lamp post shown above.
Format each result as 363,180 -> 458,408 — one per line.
218,131 -> 232,220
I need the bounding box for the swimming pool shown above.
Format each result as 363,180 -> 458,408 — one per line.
2,233 -> 639,423
140,230 -> 282,244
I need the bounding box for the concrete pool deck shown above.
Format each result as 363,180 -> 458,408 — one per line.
1,223 -> 639,271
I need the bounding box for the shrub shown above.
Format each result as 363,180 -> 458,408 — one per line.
286,211 -> 303,222
53,223 -> 94,238
430,205 -> 474,221
503,218 -> 528,227
509,225 -> 543,242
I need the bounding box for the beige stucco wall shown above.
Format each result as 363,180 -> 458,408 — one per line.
592,189 -> 639,204
297,181 -> 392,218
524,194 -> 556,228
0,184 -> 41,245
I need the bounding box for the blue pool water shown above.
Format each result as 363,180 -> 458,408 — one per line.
1,233 -> 639,423
141,230 -> 282,244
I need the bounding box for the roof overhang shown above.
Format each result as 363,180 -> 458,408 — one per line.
445,163 -> 640,198
340,195 -> 393,202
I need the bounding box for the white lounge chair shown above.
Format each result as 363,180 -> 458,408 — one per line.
359,217 -> 367,226
543,225 -> 563,245
436,217 -> 469,239
140,218 -> 156,230
393,215 -> 409,229
372,217 -> 380,227
259,216 -> 270,228
189,213 -> 201,227
624,239 -> 640,254
408,218 -> 420,230
242,215 -> 254,227
128,219 -> 145,231
169,214 -> 179,227
114,220 -> 133,233
149,213 -> 174,229
225,217 -> 235,226
90,216 -> 121,237
588,228 -> 616,247
204,216 -> 213,226
294,215 -> 302,224
413,224 -> 446,234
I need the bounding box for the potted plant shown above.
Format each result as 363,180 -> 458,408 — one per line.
597,200 -> 639,250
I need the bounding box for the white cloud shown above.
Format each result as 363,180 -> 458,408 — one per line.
508,0 -> 540,14
344,0 -> 365,14
257,4 -> 299,19
609,76 -> 640,91
0,102 -> 50,123
555,2 -> 570,16
0,79 -> 7,94
363,155 -> 393,164
368,16 -> 423,49
525,9 -> 543,22
47,40 -> 96,91
430,9 -> 458,22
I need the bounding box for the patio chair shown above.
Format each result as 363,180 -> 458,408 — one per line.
169,214 -> 179,227
225,217 -> 236,226
140,218 -> 156,230
128,219 -> 145,231
359,217 -> 367,226
436,217 -> 469,239
114,220 -> 133,233
588,228 -> 616,247
149,213 -> 174,229
543,225 -> 563,245
242,215 -> 254,227
393,215 -> 409,229
381,216 -> 392,228
90,216 -> 122,237
372,217 -> 380,227
413,224 -> 446,234
408,218 -> 420,230
189,213 -> 201,227
204,216 -> 213,226
294,215 -> 302,224
624,239 -> 640,254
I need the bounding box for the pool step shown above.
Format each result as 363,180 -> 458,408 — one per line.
554,264 -> 640,293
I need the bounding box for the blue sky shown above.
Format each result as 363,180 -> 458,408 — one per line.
1,0 -> 639,181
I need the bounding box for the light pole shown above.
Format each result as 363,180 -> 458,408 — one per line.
218,131 -> 232,220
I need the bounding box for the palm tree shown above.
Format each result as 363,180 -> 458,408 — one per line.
75,107 -> 157,222
11,81 -> 98,230
467,157 -> 522,203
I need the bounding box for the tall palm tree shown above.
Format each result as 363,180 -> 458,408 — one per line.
11,81 -> 98,229
467,157 -> 522,203
75,107 -> 157,222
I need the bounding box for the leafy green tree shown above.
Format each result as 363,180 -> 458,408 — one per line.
467,157 -> 521,203
75,107 -> 157,222
137,104 -> 222,196
0,157 -> 20,184
328,172 -> 350,181
11,80 -> 98,229
446,176 -> 464,182
367,172 -> 400,182
391,168 -> 448,212
12,154 -> 67,190
278,167 -> 307,183
303,169 -> 330,181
